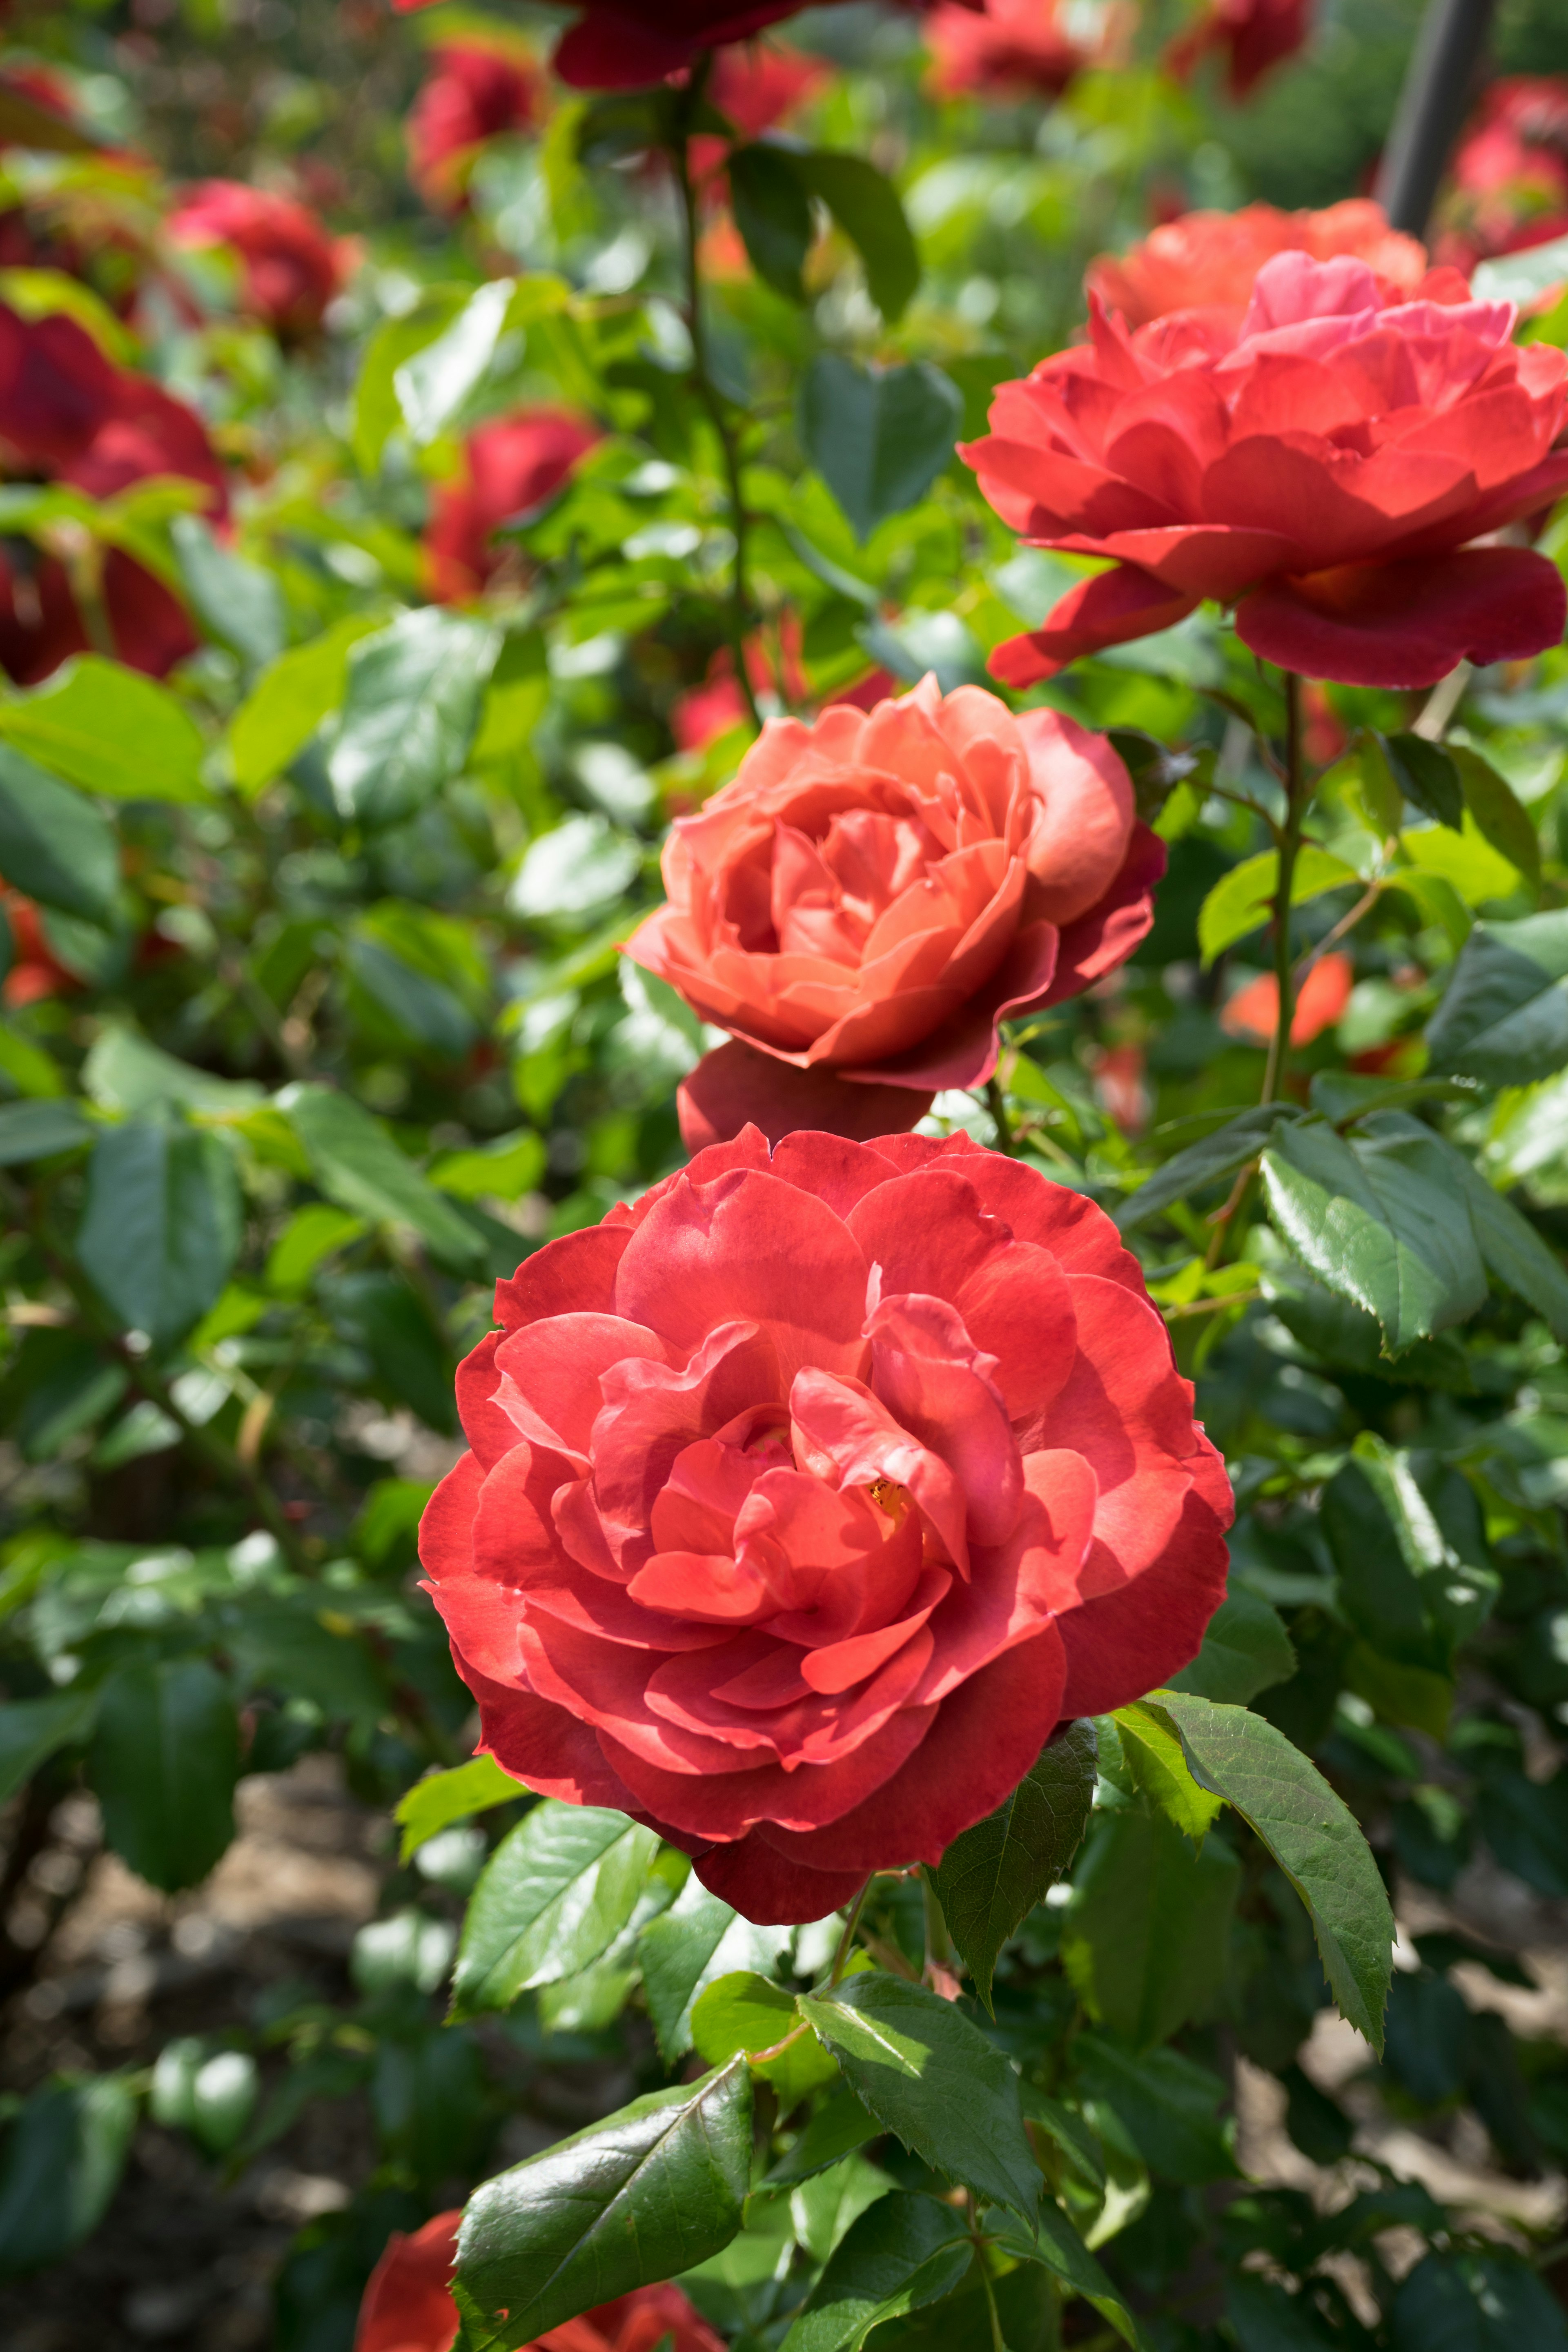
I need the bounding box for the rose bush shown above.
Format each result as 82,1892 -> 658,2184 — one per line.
1085,198 -> 1428,328
964,249 -> 1568,689
167,180 -> 348,339
420,1125 -> 1231,1924
628,675 -> 1163,1148
425,410 -> 599,601
1435,76 -> 1568,272
1166,0 -> 1312,98
355,2214 -> 725,2352
407,36 -> 546,211
924,0 -> 1129,103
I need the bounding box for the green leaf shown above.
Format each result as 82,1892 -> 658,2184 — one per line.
229,1595 -> 392,1725
1390,2250 -> 1568,2351
764,2084 -> 880,2187
1148,1689 -> 1395,2053
1113,1703 -> 1224,1843
352,284 -> 470,473
927,1719 -> 1097,2007
798,355 -> 962,543
510,811 -> 642,926
1061,1805 -> 1238,2049
1426,913 -> 1568,1084
780,2193 -> 972,2352
637,1876 -> 796,2062
326,608 -> 500,830
0,741 -> 118,921
1448,743 -> 1541,888
1197,845 -> 1359,967
797,1969 -> 1039,2221
794,150 -> 922,322
1375,732 -> 1463,830
0,1689 -> 98,1806
280,1083 -> 483,1270
454,2058 -> 752,2350
396,1756 -> 529,1864
395,277 -> 511,445
88,1660 -> 239,1893
1115,1105 -> 1298,1232
729,143 -> 815,301
450,1801 -> 660,2018
227,614 -> 383,795
1167,1588 -> 1296,1704
692,1971 -> 839,2113
0,2076 -> 138,2276
1258,1116 -> 1486,1350
1071,2038 -> 1238,2185
82,1025 -> 263,1117
170,514 -> 284,670
265,1203 -> 366,1294
150,2037 -> 258,2156
0,1098 -> 94,1165
1002,2200 -> 1147,2348
1361,1107 -> 1568,1340
77,1119 -> 241,1345
0,658 -> 208,803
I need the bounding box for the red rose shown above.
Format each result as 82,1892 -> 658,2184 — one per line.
1434,78 -> 1568,279
628,675 -> 1161,1149
964,251 -> 1568,691
0,301 -> 225,683
407,38 -> 546,211
424,410 -> 599,602
356,2213 -> 726,2352
925,0 -> 1129,104
419,1126 -> 1231,1924
1165,0 -> 1311,99
1086,199 -> 1430,330
1220,951 -> 1354,1047
167,181 -> 349,340
689,42 -> 826,181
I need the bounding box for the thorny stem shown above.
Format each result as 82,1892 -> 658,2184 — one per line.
1261,671 -> 1307,1105
828,1878 -> 872,1984
671,58 -> 762,732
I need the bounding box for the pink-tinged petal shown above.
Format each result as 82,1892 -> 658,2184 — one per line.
419,1450 -> 483,1587
455,1331 -> 517,1470
734,1468 -> 926,1634
760,1627 -> 1068,1873
492,1314 -> 671,1461
615,1167 -> 871,1381
847,1167 -> 1005,1307
910,1450 -> 1096,1701
493,1224 -> 630,1331
690,1835 -> 869,1923
954,1243 -> 1078,1423
1057,1484 -> 1231,1716
1050,522 -> 1301,599
1040,822 -> 1166,1007
623,1127 -> 774,1231
766,1130 -> 914,1216
596,1699 -> 937,1840
1049,1274 -> 1207,1583
790,1364 -> 971,1576
628,1551 -> 776,1624
457,1657 -> 643,1810
678,1040 -> 933,1152
588,1323 -> 784,1570
1016,706 -> 1135,923
1236,546 -> 1568,689
866,1291 -> 1022,1548
990,567 -> 1200,686
841,920 -> 1060,1093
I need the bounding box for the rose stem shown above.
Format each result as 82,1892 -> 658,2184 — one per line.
1261,668 -> 1307,1105
984,1074 -> 1018,1154
827,1880 -> 872,1985
670,57 -> 762,731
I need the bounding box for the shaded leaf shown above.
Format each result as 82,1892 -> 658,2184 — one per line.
1168,1589 -> 1296,1705
0,1689 -> 98,1806
0,741 -> 118,922
0,1098 -> 94,1165
1071,2038 -> 1237,2185
637,1875 -> 794,2061
1426,913 -> 1568,1085
729,143 -> 814,301
0,658 -> 207,803
794,150 -> 922,321
799,356 -> 962,542
1115,1105 -> 1299,1232
928,1719 -> 1097,2006
280,1083 -> 483,1270
780,2193 -> 971,2352
88,1660 -> 239,1893
326,608 -> 499,830
77,1120 -> 241,1345
0,2076 -> 137,2276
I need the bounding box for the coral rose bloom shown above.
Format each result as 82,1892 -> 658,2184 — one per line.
356,2212 -> 724,2352
965,250 -> 1568,692
1086,200 -> 1429,330
629,676 -> 1163,1149
420,1126 -> 1232,1924
425,410 -> 598,601
167,181 -> 348,340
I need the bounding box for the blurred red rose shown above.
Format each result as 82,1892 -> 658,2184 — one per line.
1220,951 -> 1354,1046
0,300 -> 225,683
1,891 -> 82,1008
167,181 -> 350,340
925,0 -> 1130,104
628,675 -> 1162,1149
356,2212 -> 728,2352
964,251 -> 1568,692
420,1125 -> 1231,1923
1166,0 -> 1311,99
408,36 -> 546,210
1434,78 -> 1568,280
424,409 -> 599,601
1090,1040 -> 1149,1132
690,42 -> 826,180
1087,199 -> 1429,329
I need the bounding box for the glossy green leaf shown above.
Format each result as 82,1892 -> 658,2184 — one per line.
798,355 -> 962,543
450,1801 -> 660,2018
326,608 -> 499,829
1375,732 -> 1463,829
928,1718 -> 1097,2006
798,1969 -> 1039,2221
1258,1116 -> 1486,1350
637,1875 -> 794,2060
1115,1105 -> 1299,1232
0,1098 -> 94,1164
1167,1588 -> 1296,1704
1426,913 -> 1568,1085
780,2193 -> 972,2352
150,2038 -> 258,2156
280,1083 -> 483,1269
729,143 -> 815,301
170,514 -> 284,670
1149,1689 -> 1395,2052
1449,743 -> 1541,887
88,1660 -> 239,1893
1197,845 -> 1358,967
227,614 -> 383,793
0,741 -> 118,921
0,2075 -> 137,2276
0,658 -> 207,802
454,2059 -> 752,2350
1114,1704 -> 1223,1842
764,2084 -> 881,2188
352,284 -> 470,472
77,1119 -> 241,1345
692,1970 -> 838,2113
396,1756 -> 530,1863
794,150 -> 922,321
